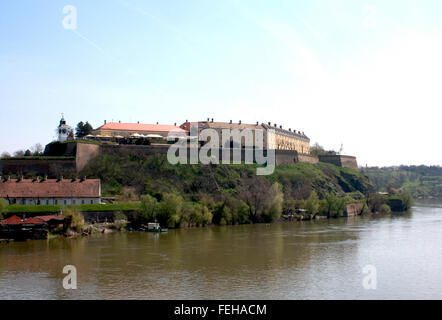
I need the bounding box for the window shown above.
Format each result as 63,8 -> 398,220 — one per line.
90,200 -> 93,204
46,200 -> 49,205
72,200 -> 76,204
64,200 -> 67,205
82,200 -> 85,204
55,200 -> 58,205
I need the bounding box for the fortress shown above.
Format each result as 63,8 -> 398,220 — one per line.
0,117 -> 359,177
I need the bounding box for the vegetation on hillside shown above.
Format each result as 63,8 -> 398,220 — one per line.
76,153 -> 379,227
361,165 -> 442,199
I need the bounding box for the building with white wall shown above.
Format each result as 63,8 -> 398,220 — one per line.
0,176 -> 101,205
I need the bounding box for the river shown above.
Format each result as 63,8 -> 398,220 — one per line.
1,203 -> 441,300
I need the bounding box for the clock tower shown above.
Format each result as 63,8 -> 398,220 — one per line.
57,113 -> 73,142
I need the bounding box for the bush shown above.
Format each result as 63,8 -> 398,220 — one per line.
189,203 -> 213,226
380,204 -> 391,214
113,211 -> 128,231
399,190 -> 414,210
263,183 -> 284,222
324,193 -> 346,218
157,193 -> 183,228
135,195 -> 158,225
63,208 -> 86,233
305,191 -> 320,217
0,198 -> 8,220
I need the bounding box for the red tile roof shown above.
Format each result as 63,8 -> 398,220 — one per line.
23,217 -> 47,225
96,122 -> 187,133
0,215 -> 23,225
0,179 -> 100,198
0,215 -> 49,226
36,215 -> 65,222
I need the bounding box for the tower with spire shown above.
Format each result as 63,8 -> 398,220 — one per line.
57,113 -> 73,142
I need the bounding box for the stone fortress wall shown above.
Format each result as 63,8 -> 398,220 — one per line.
0,142 -> 358,177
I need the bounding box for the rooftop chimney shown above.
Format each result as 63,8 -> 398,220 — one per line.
268,122 -> 271,125
104,120 -> 107,124
230,120 -> 232,124
211,118 -> 214,123
137,121 -> 140,124
256,121 -> 259,125
207,118 -> 210,121
274,123 -> 277,127
119,120 -> 121,123
156,122 -> 159,125
289,128 -> 292,131
239,120 -> 242,125
174,123 -> 177,126
280,125 -> 282,129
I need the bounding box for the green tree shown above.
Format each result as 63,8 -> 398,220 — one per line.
157,193 -> 183,228
380,204 -> 391,214
399,190 -> 414,210
305,190 -> 320,217
75,121 -> 94,138
263,183 -> 284,222
325,193 -> 346,218
136,194 -> 158,225
0,198 -> 8,220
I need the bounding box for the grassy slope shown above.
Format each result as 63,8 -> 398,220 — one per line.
80,154 -> 374,200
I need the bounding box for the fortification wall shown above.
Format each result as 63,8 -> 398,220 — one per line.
100,144 -> 170,157
76,143 -> 100,172
318,155 -> 358,170
274,150 -> 298,165
297,154 -> 319,164
2,142 -> 358,177
0,159 -> 76,177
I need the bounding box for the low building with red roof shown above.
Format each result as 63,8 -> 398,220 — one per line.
92,121 -> 187,138
0,177 -> 101,205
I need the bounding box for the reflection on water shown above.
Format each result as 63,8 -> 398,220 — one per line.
1,204 -> 441,299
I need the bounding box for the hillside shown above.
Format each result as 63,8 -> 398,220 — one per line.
361,165 -> 442,199
80,153 -> 374,201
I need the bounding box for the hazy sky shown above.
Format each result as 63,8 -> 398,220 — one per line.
1,0 -> 441,166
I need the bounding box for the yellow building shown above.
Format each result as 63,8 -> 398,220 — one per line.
180,120 -> 310,154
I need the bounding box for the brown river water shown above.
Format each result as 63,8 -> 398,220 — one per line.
0,203 -> 441,299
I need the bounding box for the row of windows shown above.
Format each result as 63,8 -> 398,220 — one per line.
7,199 -> 96,205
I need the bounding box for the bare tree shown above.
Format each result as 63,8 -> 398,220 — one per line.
31,143 -> 44,156
237,175 -> 273,222
13,150 -> 25,157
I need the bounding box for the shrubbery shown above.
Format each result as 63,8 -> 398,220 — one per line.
63,208 -> 86,233
0,198 -> 8,220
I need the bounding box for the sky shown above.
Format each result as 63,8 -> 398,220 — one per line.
0,0 -> 441,167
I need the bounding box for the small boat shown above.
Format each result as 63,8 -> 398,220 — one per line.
147,223 -> 168,233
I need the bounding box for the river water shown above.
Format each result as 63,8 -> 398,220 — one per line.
0,203 -> 441,300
